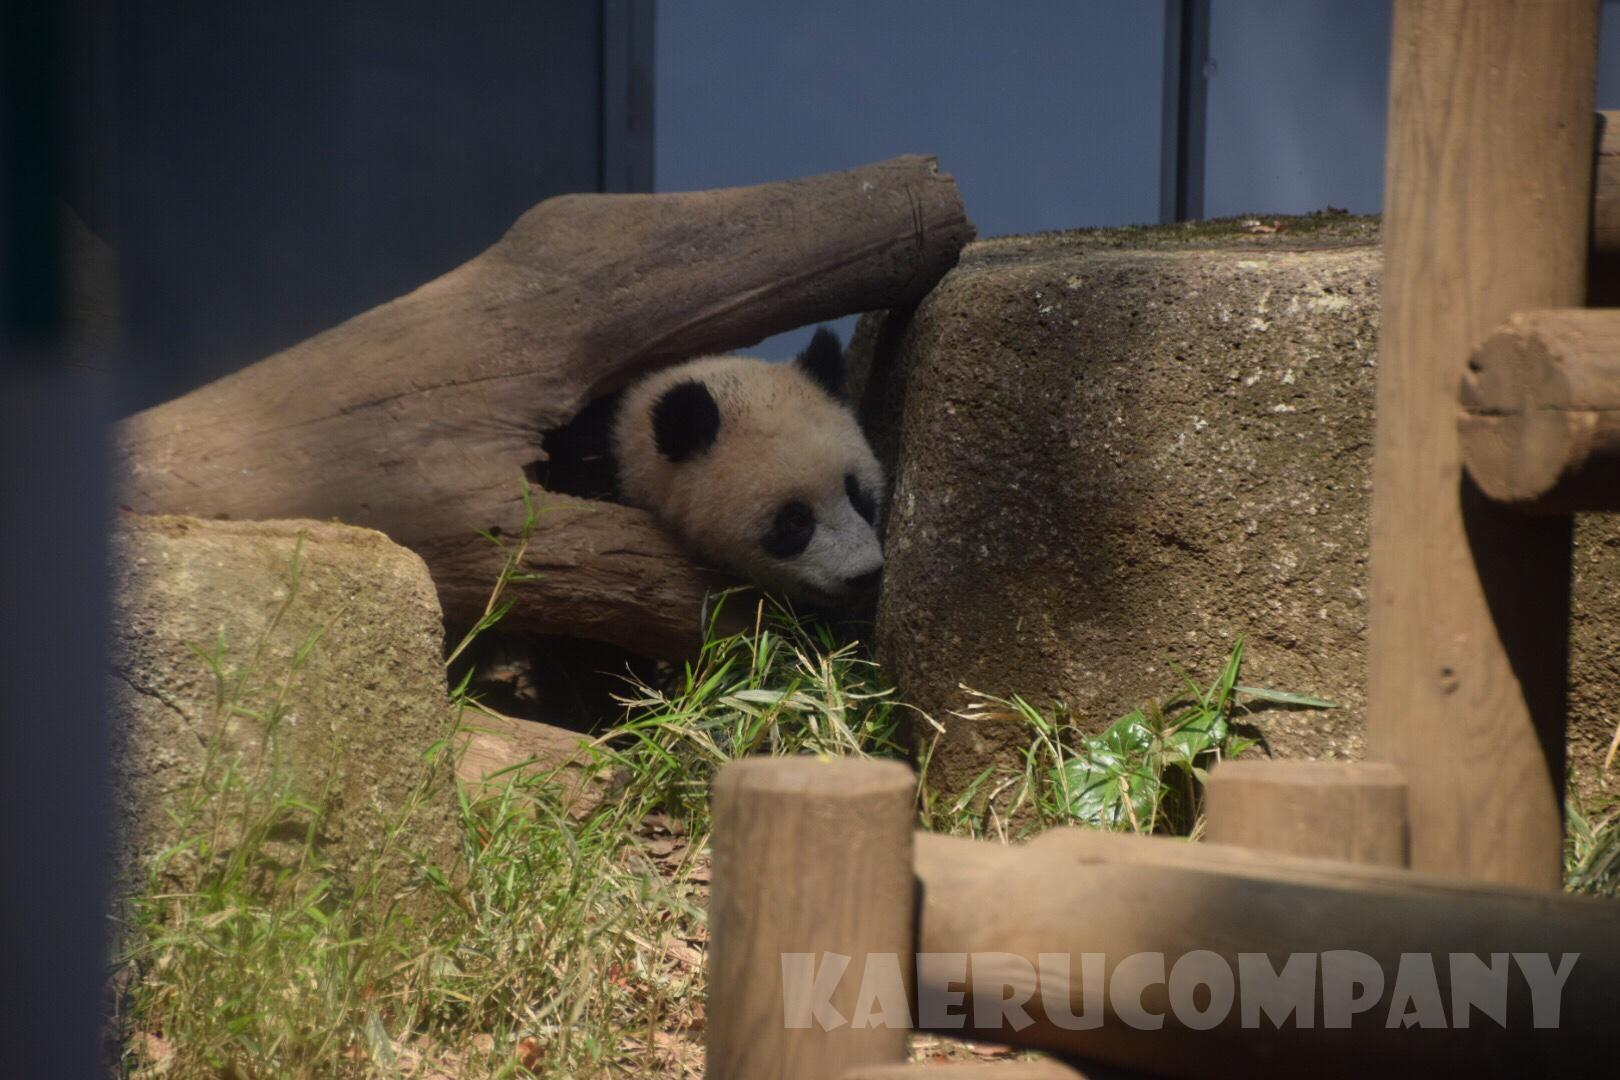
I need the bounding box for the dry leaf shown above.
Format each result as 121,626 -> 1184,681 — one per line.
515,1035 -> 544,1073
139,1032 -> 174,1068
666,942 -> 705,970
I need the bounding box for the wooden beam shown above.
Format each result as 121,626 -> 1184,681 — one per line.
1366,0 -> 1599,888
708,757 -> 917,1080
114,157 -> 973,658
914,829 -> 1618,1077
1458,309 -> 1620,513
1204,760 -> 1407,867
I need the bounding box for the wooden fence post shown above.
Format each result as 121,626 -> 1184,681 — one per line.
1205,761 -> 1408,867
708,757 -> 917,1080
1367,0 -> 1600,887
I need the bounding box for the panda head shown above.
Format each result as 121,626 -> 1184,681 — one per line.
614,328 -> 886,608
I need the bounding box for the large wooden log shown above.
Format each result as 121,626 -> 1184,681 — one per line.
709,757 -> 917,1080
1366,0 -> 1598,888
914,829 -> 1618,1077
1458,309 -> 1620,513
115,157 -> 974,657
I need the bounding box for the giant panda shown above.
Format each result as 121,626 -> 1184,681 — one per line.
543,328 -> 886,608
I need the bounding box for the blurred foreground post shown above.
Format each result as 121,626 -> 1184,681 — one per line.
708,757 -> 916,1080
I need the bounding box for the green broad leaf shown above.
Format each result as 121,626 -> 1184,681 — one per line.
1050,713 -> 1160,830
1102,707 -> 1155,746
1161,701 -> 1227,761
1051,754 -> 1160,832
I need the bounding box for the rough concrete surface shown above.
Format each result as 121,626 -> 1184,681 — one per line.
854,219 -> 1620,802
110,515 -> 462,903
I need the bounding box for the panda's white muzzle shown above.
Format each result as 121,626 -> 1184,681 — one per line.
788,499 -> 884,604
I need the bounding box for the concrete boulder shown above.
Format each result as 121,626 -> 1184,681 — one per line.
853,220 -> 1620,800
109,515 -> 464,902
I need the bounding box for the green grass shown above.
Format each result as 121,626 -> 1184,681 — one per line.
1566,793 -> 1620,898
113,495 -> 661,1078
114,533 -> 471,1077
594,598 -> 907,828
119,501 -> 1476,1076
112,497 -> 908,1077
920,636 -> 1335,840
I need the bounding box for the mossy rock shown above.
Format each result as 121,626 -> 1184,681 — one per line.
854,221 -> 1620,804
109,516 -> 463,910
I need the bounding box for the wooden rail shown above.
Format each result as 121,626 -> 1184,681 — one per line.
1458,309 -> 1620,513
912,827 -> 1617,1077
1592,111 -> 1620,264
709,758 -> 1616,1079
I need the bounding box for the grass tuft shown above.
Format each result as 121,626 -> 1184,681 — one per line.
591,596 -> 906,830
110,507 -> 1390,1077
112,522 -> 906,1076
1566,794 -> 1620,898
923,636 -> 1334,840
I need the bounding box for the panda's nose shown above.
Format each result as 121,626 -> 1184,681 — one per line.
846,569 -> 883,593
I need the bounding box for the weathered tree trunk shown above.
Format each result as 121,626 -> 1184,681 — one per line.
116,157 -> 974,657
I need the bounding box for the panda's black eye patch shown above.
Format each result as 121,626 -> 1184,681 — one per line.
651,379 -> 721,463
845,473 -> 876,525
761,501 -> 815,559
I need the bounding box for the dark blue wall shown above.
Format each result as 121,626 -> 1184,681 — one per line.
1206,0 -> 1620,218
656,0 -> 1166,357
1204,0 -> 1391,217
108,1 -> 607,409
658,0 -> 1620,358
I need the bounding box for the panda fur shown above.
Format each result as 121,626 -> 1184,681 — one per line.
544,328 -> 885,608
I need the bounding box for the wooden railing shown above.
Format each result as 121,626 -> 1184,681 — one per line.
706,4 -> 1617,1077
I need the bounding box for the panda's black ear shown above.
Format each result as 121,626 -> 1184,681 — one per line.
651,379 -> 721,463
795,326 -> 845,400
